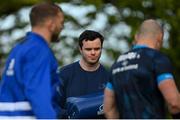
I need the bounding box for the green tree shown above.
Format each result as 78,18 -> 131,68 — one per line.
0,0 -> 179,89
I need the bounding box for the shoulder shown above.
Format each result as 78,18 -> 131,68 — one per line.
59,61 -> 79,84
150,50 -> 173,76
99,64 -> 109,72
25,46 -> 50,63
99,64 -> 111,77
141,48 -> 169,60
24,41 -> 51,61
9,41 -> 48,60
60,61 -> 79,74
153,50 -> 171,65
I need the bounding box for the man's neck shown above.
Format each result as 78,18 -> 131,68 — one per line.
136,39 -> 157,50
32,27 -> 51,44
79,59 -> 100,72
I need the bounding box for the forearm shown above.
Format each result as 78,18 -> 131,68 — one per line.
168,105 -> 180,114
158,79 -> 180,114
172,112 -> 180,119
105,107 -> 119,119
104,88 -> 119,119
167,93 -> 180,114
171,94 -> 180,119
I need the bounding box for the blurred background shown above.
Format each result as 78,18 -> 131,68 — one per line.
0,0 -> 179,88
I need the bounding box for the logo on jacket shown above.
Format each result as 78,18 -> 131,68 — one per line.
6,58 -> 15,76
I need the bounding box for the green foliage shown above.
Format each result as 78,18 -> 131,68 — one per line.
84,0 -> 104,8
0,0 -> 179,89
0,0 -> 43,15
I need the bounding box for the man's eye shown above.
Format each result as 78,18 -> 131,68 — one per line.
94,48 -> 100,51
85,48 -> 92,51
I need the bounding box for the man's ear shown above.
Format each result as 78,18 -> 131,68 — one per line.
133,34 -> 138,45
79,46 -> 81,51
47,19 -> 55,33
79,46 -> 82,53
158,32 -> 163,42
157,33 -> 163,48
135,34 -> 138,41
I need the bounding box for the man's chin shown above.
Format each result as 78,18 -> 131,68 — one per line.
88,60 -> 99,65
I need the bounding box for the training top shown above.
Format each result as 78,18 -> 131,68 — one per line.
0,32 -> 60,119
106,45 -> 174,119
57,61 -> 109,118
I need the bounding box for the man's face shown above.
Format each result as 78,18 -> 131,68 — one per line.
80,38 -> 102,65
51,12 -> 64,42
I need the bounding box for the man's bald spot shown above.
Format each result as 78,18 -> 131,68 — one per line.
137,19 -> 163,39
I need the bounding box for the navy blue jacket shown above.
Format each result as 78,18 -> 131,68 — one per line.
58,61 -> 109,118
107,45 -> 174,118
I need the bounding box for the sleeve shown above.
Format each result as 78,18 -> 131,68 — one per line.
154,53 -> 174,85
105,68 -> 114,91
55,67 -> 68,118
23,47 -> 56,118
52,77 -> 66,118
59,67 -> 69,107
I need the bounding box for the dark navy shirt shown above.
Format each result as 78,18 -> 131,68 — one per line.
58,61 -> 109,116
107,45 -> 174,119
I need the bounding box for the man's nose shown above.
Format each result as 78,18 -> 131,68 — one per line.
91,49 -> 95,54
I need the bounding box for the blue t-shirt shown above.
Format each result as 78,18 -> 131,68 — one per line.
107,45 -> 174,119
58,61 -> 109,118
0,32 -> 60,119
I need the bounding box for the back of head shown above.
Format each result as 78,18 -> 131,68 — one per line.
78,30 -> 104,49
136,19 -> 163,41
30,2 -> 63,27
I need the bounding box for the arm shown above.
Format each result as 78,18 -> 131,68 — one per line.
158,79 -> 180,114
53,78 -> 67,118
24,49 -> 56,118
172,112 -> 180,119
155,53 -> 180,115
104,88 -> 119,119
58,70 -> 67,109
54,66 -> 71,118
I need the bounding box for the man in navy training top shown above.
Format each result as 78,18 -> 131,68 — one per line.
104,19 -> 180,119
57,30 -> 110,118
0,2 -> 64,119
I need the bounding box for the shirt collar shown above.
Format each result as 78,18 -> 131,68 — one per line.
132,44 -> 149,49
27,32 -> 49,46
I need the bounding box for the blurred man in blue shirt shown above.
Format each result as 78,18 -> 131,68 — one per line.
0,2 -> 64,119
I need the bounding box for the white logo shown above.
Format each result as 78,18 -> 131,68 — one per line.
122,60 -> 128,66
6,58 -> 15,76
97,104 -> 104,115
56,66 -> 61,74
117,52 -> 140,62
112,64 -> 138,74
